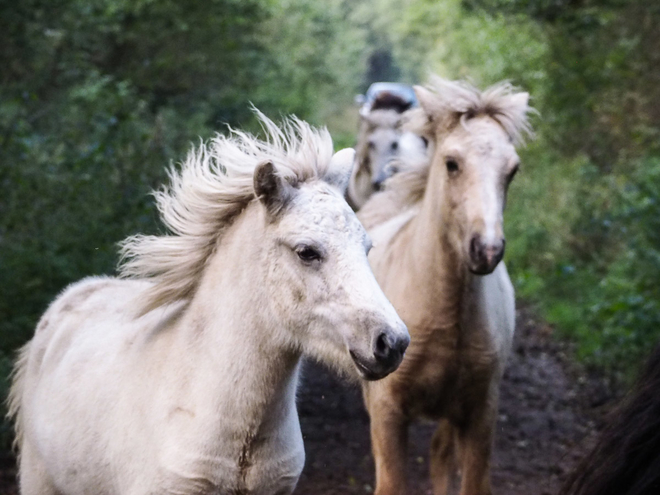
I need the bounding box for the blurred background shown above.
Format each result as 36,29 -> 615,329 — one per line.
1,0 -> 659,455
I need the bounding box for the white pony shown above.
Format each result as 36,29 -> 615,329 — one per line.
8,113 -> 410,495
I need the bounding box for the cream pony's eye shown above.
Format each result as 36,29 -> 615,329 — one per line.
446,158 -> 459,173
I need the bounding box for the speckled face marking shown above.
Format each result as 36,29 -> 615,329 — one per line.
257,165 -> 408,381
280,182 -> 368,251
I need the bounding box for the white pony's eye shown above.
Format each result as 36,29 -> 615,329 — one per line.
296,245 -> 322,264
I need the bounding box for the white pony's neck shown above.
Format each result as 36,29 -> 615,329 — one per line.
162,202 -> 303,489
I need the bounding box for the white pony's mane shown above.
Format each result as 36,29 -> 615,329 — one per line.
119,111 -> 334,315
359,77 -> 535,231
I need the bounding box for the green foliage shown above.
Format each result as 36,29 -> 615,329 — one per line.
515,157 -> 660,378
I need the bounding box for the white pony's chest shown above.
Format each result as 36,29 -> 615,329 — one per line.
34,367 -> 306,495
151,434 -> 305,495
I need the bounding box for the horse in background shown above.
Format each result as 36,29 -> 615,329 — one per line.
348,90 -> 427,210
560,344 -> 660,495
8,112 -> 409,495
359,76 -> 534,495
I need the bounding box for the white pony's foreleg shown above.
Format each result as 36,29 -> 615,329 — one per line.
18,440 -> 60,495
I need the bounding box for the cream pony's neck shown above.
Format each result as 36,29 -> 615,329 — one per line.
402,160 -> 468,338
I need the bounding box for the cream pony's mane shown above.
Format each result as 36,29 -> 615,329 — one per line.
119,111 -> 334,315
359,77 -> 534,231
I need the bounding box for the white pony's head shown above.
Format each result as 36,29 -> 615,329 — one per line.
120,111 -> 409,380
254,146 -> 409,380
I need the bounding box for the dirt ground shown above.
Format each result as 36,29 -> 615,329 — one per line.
0,308 -> 615,495
294,307 -> 615,495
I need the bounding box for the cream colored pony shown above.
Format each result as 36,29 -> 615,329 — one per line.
8,113 -> 410,495
359,77 -> 534,495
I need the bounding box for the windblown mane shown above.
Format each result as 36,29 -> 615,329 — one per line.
119,111 -> 334,315
359,76 -> 534,230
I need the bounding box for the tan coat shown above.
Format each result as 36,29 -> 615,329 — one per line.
359,76 -> 534,495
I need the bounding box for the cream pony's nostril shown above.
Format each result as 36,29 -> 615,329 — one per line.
470,234 -> 481,260
469,234 -> 506,274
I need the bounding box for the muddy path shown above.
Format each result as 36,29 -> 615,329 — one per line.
294,307 -> 615,495
0,308 -> 614,495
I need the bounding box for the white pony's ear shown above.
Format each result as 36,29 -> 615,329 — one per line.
324,148 -> 356,195
413,85 -> 442,120
254,160 -> 292,217
505,91 -> 530,117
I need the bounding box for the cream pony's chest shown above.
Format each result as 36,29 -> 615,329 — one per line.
376,264 -> 515,420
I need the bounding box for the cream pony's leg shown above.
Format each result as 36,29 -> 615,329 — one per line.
367,388 -> 409,495
18,440 -> 60,495
457,405 -> 496,495
430,418 -> 458,495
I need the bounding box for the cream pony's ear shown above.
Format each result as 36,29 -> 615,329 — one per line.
506,91 -> 530,113
504,92 -> 531,125
413,85 -> 442,120
324,148 -> 356,195
253,160 -> 293,217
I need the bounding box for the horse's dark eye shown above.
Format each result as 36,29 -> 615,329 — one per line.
391,141 -> 398,150
368,141 -> 376,150
446,159 -> 459,173
296,246 -> 322,264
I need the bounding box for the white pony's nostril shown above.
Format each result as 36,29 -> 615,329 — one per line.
374,332 -> 391,360
396,332 -> 410,355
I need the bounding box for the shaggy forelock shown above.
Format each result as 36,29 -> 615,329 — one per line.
360,76 -> 535,231
118,110 -> 334,315
406,76 -> 534,146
